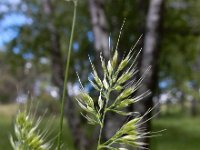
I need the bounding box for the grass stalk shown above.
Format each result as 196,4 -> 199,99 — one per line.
57,1 -> 78,150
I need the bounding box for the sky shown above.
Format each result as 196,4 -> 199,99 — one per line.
0,14 -> 32,47
0,0 -> 31,48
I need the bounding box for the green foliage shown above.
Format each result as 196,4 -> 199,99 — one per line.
159,0 -> 200,89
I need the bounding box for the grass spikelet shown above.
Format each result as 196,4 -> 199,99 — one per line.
10,109 -> 51,150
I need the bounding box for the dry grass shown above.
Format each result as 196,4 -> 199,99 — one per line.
0,103 -> 18,118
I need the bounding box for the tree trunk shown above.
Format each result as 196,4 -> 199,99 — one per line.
180,92 -> 186,113
43,0 -> 87,149
135,0 -> 164,149
88,0 -> 109,58
190,99 -> 197,117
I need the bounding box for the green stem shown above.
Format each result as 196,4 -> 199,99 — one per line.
57,1 -> 77,150
97,90 -> 111,150
97,123 -> 104,149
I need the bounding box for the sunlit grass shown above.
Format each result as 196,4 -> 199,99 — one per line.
0,103 -> 18,117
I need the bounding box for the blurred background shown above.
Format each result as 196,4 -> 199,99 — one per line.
0,0 -> 200,150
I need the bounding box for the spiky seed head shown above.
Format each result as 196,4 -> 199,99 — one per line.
11,110 -> 51,150
75,34 -> 157,150
98,92 -> 104,111
107,60 -> 113,76
80,92 -> 94,108
103,77 -> 109,89
93,71 -> 103,87
116,87 -> 134,103
117,56 -> 129,72
111,50 -> 118,69
117,71 -> 133,85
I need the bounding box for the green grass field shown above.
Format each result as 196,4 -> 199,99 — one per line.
151,115 -> 200,150
1,104 -> 200,150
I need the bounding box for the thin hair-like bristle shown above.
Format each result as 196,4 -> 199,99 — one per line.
76,72 -> 84,90
115,18 -> 126,52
